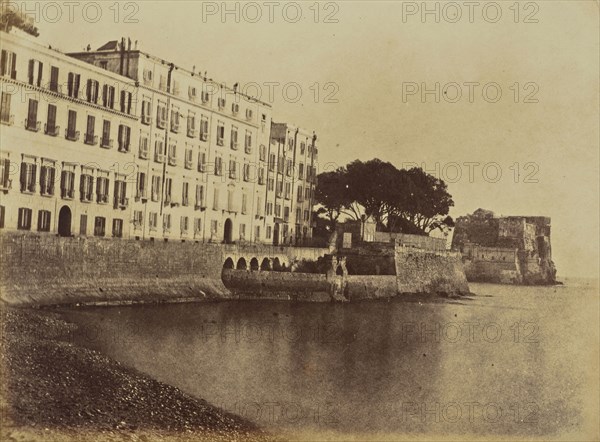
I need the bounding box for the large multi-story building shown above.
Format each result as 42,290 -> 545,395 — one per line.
0,30 -> 319,245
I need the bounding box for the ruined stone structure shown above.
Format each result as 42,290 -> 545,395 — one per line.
452,209 -> 557,285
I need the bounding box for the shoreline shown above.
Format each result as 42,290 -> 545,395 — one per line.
0,305 -> 277,442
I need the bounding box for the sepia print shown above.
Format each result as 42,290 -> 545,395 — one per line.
0,1 -> 599,441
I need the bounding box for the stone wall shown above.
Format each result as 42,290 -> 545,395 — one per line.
0,232 -> 231,306
395,246 -> 470,296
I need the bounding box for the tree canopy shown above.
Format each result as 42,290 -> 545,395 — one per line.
315,159 -> 454,235
1,9 -> 40,37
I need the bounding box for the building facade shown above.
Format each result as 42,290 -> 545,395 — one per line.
0,30 -> 319,244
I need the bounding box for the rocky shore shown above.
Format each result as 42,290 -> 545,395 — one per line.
0,306 -> 277,441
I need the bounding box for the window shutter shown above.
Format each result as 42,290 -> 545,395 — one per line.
28,60 -> 34,85
40,166 -> 47,194
102,84 -> 108,106
0,50 -> 6,76
79,175 -> 85,200
29,165 -> 36,192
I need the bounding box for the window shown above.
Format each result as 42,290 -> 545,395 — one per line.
239,223 -> 246,240
28,59 -> 43,87
188,85 -> 197,100
66,110 -> 79,141
86,79 -> 99,103
163,213 -> 172,233
305,187 -> 310,199
96,175 -> 110,204
218,97 -> 226,109
195,184 -> 205,208
184,148 -> 193,169
199,116 -> 209,141
49,66 -> 59,92
141,99 -> 151,125
256,196 -> 263,216
143,69 -> 153,85
94,216 -> 106,237
45,104 -> 58,136
266,225 -> 272,239
172,80 -> 180,96
214,156 -> 222,176
20,161 -> 37,193
38,210 -> 51,232
118,124 -> 131,152
1,50 -> 17,79
80,214 -> 87,235
276,180 -> 283,197
298,163 -> 304,179
231,102 -> 239,115
227,189 -> 234,212
230,127 -> 238,150
159,75 -> 167,92
156,101 -> 167,128
304,210 -> 310,222
228,159 -> 237,179
241,193 -> 247,214
102,84 -> 115,108
211,220 -> 218,236
243,163 -> 251,182
277,156 -> 284,174
151,175 -> 161,201
194,218 -> 202,237
168,144 -> 177,166
139,136 -> 149,159
113,177 -> 127,209
180,216 -> 189,234
25,99 -> 39,131
17,208 -> 32,230
286,159 -> 293,177
149,212 -> 158,231
164,178 -> 172,204
275,204 -> 281,217
83,115 -> 96,145
67,72 -> 80,98
255,226 -> 260,241
258,167 -> 265,185
133,210 -> 143,230
60,168 -> 75,199
216,122 -> 225,146
246,108 -> 253,120
213,187 -> 220,210
171,108 -> 180,133
182,182 -> 189,206
245,131 -> 252,153
0,158 -> 11,191
187,112 -> 196,137
135,172 -> 147,200
259,145 -> 266,162
100,120 -> 112,148
0,205 -> 3,229
285,182 -> 291,199
266,202 -> 273,216
296,208 -> 301,223
267,178 -> 274,191
80,170 -> 94,202
154,140 -> 165,163
198,151 -> 206,172
112,219 -> 123,238
284,207 -> 290,221
300,142 -> 306,154
1,92 -> 13,125
99,61 -> 108,70
268,153 -> 276,171
120,90 -> 132,114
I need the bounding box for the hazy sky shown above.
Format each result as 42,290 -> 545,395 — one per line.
14,0 -> 599,278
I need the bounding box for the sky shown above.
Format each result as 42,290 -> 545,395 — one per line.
10,0 -> 599,278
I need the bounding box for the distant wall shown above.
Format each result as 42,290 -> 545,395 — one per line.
395,246 -> 470,296
345,275 -> 398,300
373,232 -> 447,251
0,233 -> 230,306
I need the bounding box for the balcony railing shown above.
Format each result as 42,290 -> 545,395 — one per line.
65,129 -> 80,141
44,123 -> 60,136
84,133 -> 98,145
100,137 -> 113,149
24,118 -> 40,132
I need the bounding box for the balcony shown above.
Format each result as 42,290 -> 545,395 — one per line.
44,124 -> 60,136
24,118 -> 40,132
84,133 -> 98,146
0,114 -> 14,126
65,129 -> 80,141
114,197 -> 129,210
100,137 -> 113,149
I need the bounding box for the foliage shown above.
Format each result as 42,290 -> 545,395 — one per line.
315,159 -> 454,235
1,9 -> 40,37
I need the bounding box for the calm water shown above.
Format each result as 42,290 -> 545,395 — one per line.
58,278 -> 599,440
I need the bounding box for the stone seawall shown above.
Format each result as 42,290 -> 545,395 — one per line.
0,233 -> 231,306
395,247 -> 470,296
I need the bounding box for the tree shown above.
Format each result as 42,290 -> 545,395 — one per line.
313,168 -> 351,230
1,8 -> 40,37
